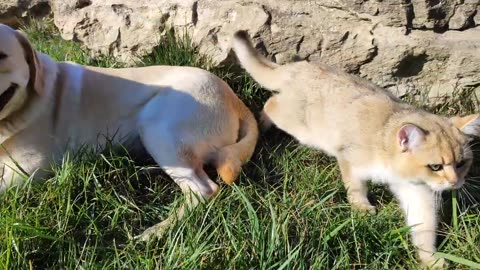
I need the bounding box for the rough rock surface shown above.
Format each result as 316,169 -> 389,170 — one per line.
2,0 -> 480,99
0,0 -> 51,27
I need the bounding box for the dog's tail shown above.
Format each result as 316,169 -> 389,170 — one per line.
232,31 -> 285,91
213,104 -> 258,185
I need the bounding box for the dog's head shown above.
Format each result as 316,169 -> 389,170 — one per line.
0,23 -> 44,120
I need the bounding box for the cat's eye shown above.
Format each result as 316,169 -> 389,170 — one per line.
456,160 -> 466,169
0,52 -> 7,60
427,164 -> 443,171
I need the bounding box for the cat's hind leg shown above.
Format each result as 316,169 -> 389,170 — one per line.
261,94 -> 310,141
259,96 -> 277,131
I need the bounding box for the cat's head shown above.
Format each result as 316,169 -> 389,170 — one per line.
391,113 -> 480,192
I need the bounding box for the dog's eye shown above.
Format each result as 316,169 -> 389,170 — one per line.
0,83 -> 18,112
427,164 -> 443,172
456,160 -> 466,169
0,52 -> 7,60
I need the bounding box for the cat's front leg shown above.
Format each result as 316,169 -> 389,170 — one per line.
389,182 -> 445,268
338,159 -> 376,214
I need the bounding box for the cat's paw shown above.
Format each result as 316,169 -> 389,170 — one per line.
422,258 -> 445,269
348,196 -> 376,214
351,202 -> 376,214
419,253 -> 446,269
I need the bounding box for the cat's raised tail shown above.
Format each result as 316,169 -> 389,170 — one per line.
233,31 -> 284,91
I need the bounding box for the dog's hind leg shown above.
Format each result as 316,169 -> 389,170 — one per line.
135,126 -> 219,241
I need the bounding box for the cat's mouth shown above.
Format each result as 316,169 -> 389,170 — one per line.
0,83 -> 18,112
428,178 -> 465,192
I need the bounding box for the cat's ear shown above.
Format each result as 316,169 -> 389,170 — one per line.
397,124 -> 425,152
450,114 -> 480,136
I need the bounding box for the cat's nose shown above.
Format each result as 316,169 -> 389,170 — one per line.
446,176 -> 459,186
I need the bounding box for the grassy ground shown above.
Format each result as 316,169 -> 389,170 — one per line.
1,20 -> 480,269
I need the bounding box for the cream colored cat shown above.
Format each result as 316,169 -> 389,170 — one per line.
233,30 -> 479,268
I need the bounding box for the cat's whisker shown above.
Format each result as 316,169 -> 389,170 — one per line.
465,191 -> 479,206
465,182 -> 480,190
469,140 -> 480,146
463,142 -> 480,153
464,143 -> 477,150
467,142 -> 480,147
466,140 -> 480,146
462,189 -> 477,205
466,142 -> 480,148
457,189 -> 470,206
463,188 -> 480,200
457,191 -> 469,208
466,181 -> 480,187
464,182 -> 480,193
466,180 -> 480,186
464,180 -> 480,188
458,184 -> 480,206
465,182 -> 480,186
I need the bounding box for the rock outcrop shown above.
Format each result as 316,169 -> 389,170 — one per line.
2,0 -> 479,100
0,0 -> 50,27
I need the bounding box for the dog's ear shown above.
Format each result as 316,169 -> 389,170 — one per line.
13,30 -> 45,95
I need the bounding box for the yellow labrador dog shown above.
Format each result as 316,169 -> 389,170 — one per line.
0,23 -> 258,240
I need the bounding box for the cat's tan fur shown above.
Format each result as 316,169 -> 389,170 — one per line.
233,30 -> 479,268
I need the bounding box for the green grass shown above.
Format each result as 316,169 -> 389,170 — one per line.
1,20 -> 480,269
